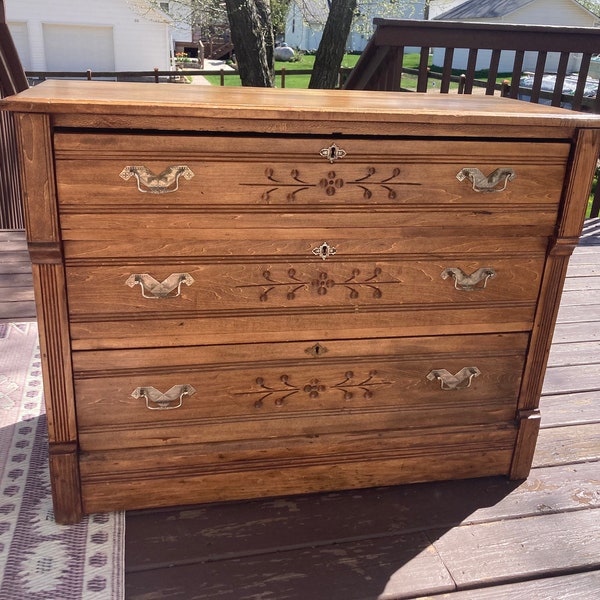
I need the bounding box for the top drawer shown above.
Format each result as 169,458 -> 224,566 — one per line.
54,133 -> 569,210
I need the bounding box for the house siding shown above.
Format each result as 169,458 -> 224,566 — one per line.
285,0 -> 426,52
5,0 -> 172,72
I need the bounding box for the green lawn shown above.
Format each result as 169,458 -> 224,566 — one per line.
203,53 -> 361,88
202,52 -> 513,90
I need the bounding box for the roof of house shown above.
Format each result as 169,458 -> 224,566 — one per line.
434,0 -> 597,19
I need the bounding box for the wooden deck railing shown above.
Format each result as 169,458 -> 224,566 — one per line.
0,0 -> 28,229
343,18 -> 600,218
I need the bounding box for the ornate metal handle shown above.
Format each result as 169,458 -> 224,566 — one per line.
441,267 -> 496,291
125,273 -> 195,299
119,165 -> 194,194
456,168 -> 516,193
132,385 -> 196,410
427,367 -> 481,391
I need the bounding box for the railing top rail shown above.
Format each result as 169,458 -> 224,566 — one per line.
371,18 -> 600,53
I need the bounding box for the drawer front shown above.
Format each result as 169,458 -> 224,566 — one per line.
74,333 -> 527,451
54,133 -> 568,211
65,257 -> 544,314
65,245 -> 544,346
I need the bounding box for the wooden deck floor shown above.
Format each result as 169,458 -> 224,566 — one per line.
0,229 -> 35,322
1,226 -> 599,599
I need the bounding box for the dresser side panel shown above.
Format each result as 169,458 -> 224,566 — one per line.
14,113 -> 82,523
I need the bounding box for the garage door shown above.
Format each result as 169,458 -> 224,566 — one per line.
7,22 -> 31,70
43,24 -> 115,71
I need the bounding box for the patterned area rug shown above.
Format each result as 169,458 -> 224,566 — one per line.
0,322 -> 124,599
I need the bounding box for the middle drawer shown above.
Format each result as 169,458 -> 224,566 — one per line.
65,254 -> 545,347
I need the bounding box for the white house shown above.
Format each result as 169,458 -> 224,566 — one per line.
5,0 -> 174,73
432,0 -> 600,74
285,0 -> 427,53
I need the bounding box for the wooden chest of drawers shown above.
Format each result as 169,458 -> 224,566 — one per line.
3,81 -> 599,523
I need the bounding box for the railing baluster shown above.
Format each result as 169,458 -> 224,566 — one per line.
572,52 -> 592,112
552,52 -> 570,107
464,48 -> 478,94
440,47 -> 454,94
486,49 -> 501,95
591,171 -> 600,218
509,50 -> 525,99
529,52 -> 547,103
388,46 -> 404,91
417,46 -> 430,92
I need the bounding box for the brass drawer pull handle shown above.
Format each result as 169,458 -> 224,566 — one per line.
132,385 -> 196,410
125,273 -> 195,299
119,165 -> 194,194
441,267 -> 496,291
456,167 -> 516,193
427,367 -> 481,391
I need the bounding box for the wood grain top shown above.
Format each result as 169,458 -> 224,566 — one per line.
3,80 -> 600,129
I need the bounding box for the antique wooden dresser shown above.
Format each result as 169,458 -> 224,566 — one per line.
3,81 -> 599,523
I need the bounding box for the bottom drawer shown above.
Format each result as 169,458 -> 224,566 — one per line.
79,423 -> 518,513
73,333 -> 528,451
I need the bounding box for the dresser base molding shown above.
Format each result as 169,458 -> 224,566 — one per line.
509,410 -> 542,480
79,424 -> 516,514
48,442 -> 83,524
3,82 -> 599,523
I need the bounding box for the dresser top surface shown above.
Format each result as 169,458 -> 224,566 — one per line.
3,80 -> 600,130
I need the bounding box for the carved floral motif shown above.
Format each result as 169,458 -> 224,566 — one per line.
238,371 -> 391,408
248,166 -> 416,202
237,267 -> 398,301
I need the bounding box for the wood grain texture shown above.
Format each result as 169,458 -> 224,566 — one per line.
413,571 -> 600,599
3,80 -> 600,129
430,510 -> 600,588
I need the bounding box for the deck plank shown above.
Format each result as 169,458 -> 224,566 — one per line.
415,565 -> 600,599
125,462 -> 600,569
0,229 -> 35,322
547,341 -> 600,366
541,391 -> 600,426
429,509 -> 600,590
126,532 -> 455,600
541,363 -> 600,394
533,423 -> 600,467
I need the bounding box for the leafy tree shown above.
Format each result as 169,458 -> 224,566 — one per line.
578,0 -> 600,16
309,0 -> 357,88
135,0 -> 422,88
225,0 -> 275,86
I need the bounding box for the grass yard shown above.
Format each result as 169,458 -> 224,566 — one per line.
203,53 -> 361,88
203,52 -> 513,91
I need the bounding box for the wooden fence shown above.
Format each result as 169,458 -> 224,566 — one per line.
25,67 -> 353,89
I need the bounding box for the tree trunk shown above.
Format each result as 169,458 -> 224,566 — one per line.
308,0 -> 357,89
225,0 -> 274,87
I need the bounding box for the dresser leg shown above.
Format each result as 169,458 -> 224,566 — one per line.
48,442 -> 83,524
509,410 -> 541,480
